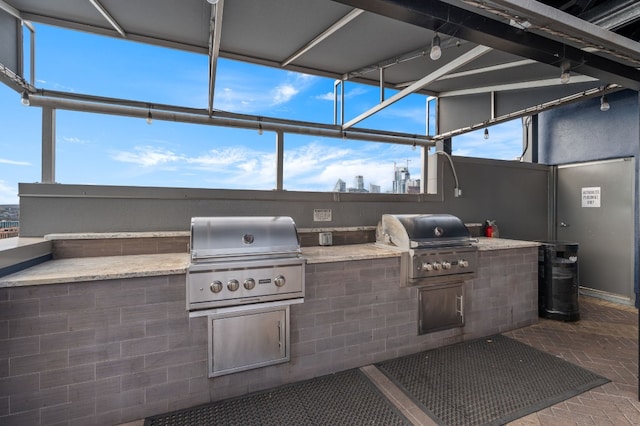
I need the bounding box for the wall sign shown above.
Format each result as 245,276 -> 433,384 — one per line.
313,208 -> 332,221
581,187 -> 601,207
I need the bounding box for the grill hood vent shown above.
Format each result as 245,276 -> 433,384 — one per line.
190,216 -> 301,261
377,214 -> 473,250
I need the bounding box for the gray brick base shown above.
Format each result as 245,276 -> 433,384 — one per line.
0,247 -> 537,425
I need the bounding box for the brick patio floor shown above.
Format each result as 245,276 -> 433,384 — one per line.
123,296 -> 638,426
505,296 -> 639,425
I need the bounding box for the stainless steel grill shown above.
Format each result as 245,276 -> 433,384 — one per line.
186,216 -> 305,311
376,214 -> 478,285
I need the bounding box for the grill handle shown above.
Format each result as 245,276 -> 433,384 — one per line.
456,295 -> 464,318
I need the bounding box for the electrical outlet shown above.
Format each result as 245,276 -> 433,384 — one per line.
454,188 -> 462,197
319,232 -> 332,246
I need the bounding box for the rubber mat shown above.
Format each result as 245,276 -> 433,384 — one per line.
376,334 -> 610,426
144,368 -> 410,426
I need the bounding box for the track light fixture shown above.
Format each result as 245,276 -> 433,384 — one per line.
600,94 -> 610,112
484,128 -> 489,140
430,34 -> 442,61
21,90 -> 30,106
560,61 -> 571,84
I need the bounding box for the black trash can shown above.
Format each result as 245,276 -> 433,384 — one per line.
538,241 -> 580,321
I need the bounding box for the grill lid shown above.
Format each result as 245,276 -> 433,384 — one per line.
190,216 -> 301,261
377,214 -> 473,249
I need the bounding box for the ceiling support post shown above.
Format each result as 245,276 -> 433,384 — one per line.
41,106 -> 56,183
276,130 -> 284,190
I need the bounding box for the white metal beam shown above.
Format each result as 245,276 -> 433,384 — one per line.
0,0 -> 21,19
281,8 -> 364,67
438,75 -> 598,97
394,59 -> 537,89
342,45 -> 492,129
89,0 -> 126,38
208,0 -> 224,115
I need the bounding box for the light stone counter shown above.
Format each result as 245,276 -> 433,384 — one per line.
0,253 -> 190,287
302,243 -> 401,264
0,238 -> 539,288
475,237 -> 541,251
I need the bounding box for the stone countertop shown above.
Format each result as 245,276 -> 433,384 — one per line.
0,238 -> 539,288
302,243 -> 401,264
475,237 -> 541,251
0,253 -> 191,287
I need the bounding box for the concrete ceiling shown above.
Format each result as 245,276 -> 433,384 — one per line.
1,0 -> 639,139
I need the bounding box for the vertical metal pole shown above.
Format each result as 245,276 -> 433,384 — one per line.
333,80 -> 339,125
379,68 -> 385,102
29,26 -> 35,86
340,80 -> 345,126
41,106 -> 56,183
420,145 -> 428,194
490,91 -> 496,120
275,130 -> 284,190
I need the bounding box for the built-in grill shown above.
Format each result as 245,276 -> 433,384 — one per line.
377,213 -> 478,335
187,216 -> 306,377
187,216 -> 305,311
377,213 -> 478,285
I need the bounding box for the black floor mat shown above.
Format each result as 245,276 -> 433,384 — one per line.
144,369 -> 410,426
376,334 -> 610,426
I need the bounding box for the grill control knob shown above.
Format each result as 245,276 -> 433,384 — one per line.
421,262 -> 433,272
244,278 -> 256,290
227,279 -> 240,291
442,261 -> 452,270
459,259 -> 469,268
210,281 -> 223,293
433,262 -> 442,270
274,275 -> 286,287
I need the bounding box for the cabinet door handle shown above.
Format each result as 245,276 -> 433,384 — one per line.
278,321 -> 282,348
456,295 -> 464,318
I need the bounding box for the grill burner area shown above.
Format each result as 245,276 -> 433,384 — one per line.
187,216 -> 305,311
376,214 -> 478,285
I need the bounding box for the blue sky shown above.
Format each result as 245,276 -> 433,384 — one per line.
0,23 -> 523,205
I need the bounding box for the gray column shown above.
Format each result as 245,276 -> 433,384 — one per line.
276,130 -> 284,190
41,106 -> 56,183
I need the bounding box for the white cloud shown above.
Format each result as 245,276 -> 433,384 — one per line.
271,84 -> 298,105
0,158 -> 31,166
106,138 -> 422,192
215,70 -> 317,113
62,136 -> 89,144
188,147 -> 257,168
452,120 -> 523,160
316,86 -> 370,101
0,180 -> 18,204
110,146 -> 184,167
316,92 -> 334,101
281,141 -> 419,192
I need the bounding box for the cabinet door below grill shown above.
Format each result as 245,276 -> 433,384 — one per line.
418,283 -> 464,335
209,305 -> 289,377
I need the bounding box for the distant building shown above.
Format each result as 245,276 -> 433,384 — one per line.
348,175 -> 368,193
369,184 -> 380,193
333,179 -> 346,192
333,176 -> 371,193
0,220 -> 19,239
392,162 -> 420,194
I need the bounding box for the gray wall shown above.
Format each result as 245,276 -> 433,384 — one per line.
538,90 -> 640,165
537,89 -> 640,306
19,156 -> 550,241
